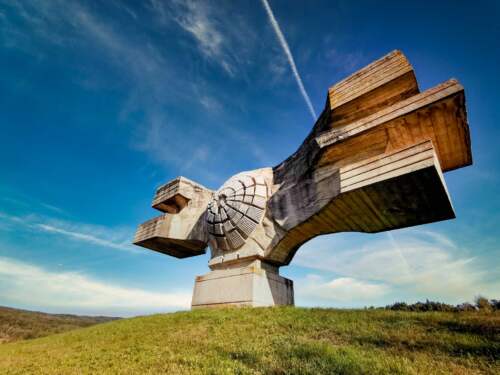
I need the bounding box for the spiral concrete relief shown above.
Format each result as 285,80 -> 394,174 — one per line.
206,174 -> 268,251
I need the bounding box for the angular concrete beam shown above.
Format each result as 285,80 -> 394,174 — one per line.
266,140 -> 454,265
133,215 -> 207,258
134,177 -> 213,258
327,50 -> 419,127
153,176 -> 210,214
317,79 -> 471,172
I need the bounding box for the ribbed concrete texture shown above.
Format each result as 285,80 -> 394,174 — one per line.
133,50 -> 472,309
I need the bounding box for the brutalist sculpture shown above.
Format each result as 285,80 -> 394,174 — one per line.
134,51 -> 472,308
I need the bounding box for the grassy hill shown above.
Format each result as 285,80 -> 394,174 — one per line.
0,306 -> 118,344
0,307 -> 498,374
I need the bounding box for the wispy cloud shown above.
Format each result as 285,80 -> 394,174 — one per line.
0,0 -> 266,182
109,0 -> 138,20
260,0 -> 316,120
38,202 -> 65,215
322,47 -> 364,75
2,1 -> 179,158
294,229 -> 500,304
199,95 -> 222,112
1,194 -> 65,215
36,223 -> 133,252
1,0 -> 286,183
169,0 -> 235,76
298,275 -> 389,303
0,211 -> 136,253
0,257 -> 190,316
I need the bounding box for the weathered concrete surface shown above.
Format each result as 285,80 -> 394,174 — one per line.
192,260 -> 294,309
133,50 -> 472,309
133,177 -> 212,258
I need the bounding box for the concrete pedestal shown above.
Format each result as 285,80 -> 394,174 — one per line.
191,260 -> 294,309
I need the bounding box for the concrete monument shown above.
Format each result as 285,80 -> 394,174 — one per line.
134,51 -> 472,308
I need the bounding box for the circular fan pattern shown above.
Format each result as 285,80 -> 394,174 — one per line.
206,174 -> 268,251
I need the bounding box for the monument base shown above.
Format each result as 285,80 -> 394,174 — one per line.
191,260 -> 294,309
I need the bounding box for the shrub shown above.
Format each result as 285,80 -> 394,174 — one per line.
386,300 -> 456,312
387,302 -> 409,311
457,303 -> 477,312
475,296 -> 492,312
490,299 -> 500,310
385,297 -> 499,312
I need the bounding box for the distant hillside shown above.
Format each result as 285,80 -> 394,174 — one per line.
0,306 -> 119,343
0,307 -> 498,374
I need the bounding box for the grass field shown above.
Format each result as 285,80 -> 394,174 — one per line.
0,306 -> 118,344
0,307 -> 498,374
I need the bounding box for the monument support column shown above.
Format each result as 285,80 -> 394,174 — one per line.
191,259 -> 294,309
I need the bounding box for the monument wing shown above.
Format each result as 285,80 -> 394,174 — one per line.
266,51 -> 470,264
134,177 -> 212,258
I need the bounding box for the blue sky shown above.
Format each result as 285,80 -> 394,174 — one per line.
0,0 -> 499,316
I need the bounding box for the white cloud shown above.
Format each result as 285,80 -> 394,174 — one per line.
0,1 -> 217,176
36,223 -> 134,252
298,275 -> 389,302
199,95 -> 222,112
294,229 -> 500,304
171,0 -> 234,76
322,47 -> 364,75
0,194 -> 64,216
260,0 -> 316,120
38,202 -> 65,214
1,0 -> 280,179
109,0 -> 138,20
0,211 -> 137,253
0,257 -> 191,316
163,0 -> 258,78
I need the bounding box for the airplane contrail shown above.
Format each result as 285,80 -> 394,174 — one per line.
387,232 -> 412,280
260,0 -> 317,120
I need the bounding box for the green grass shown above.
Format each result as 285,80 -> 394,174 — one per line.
0,307 -> 498,374
0,306 -> 118,343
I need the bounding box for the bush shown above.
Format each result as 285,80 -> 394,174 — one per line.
475,296 -> 492,312
457,303 -> 477,312
387,302 -> 409,311
490,299 -> 500,310
386,300 -> 457,312
385,297 -> 499,312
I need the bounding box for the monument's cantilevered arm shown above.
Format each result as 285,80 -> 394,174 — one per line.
266,50 -> 471,265
133,176 -> 212,258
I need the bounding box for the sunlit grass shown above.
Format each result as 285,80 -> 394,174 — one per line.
0,307 -> 498,374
